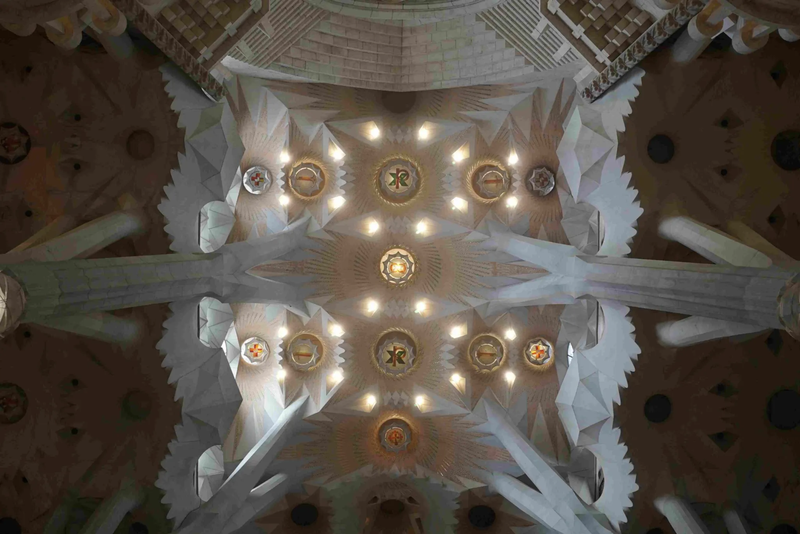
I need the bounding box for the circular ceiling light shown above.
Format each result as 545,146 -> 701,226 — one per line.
525,166 -> 555,196
288,162 -> 325,199
377,158 -> 420,204
241,336 -> 270,366
379,499 -> 406,515
286,333 -> 324,371
468,334 -> 505,372
379,247 -> 417,287
243,166 -> 272,195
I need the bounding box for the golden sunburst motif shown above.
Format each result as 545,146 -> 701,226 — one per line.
379,246 -> 418,287
379,418 -> 412,452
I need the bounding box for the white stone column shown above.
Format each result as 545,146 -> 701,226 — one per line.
77,481 -> 145,534
8,215 -> 79,254
654,495 -> 711,534
656,316 -> 765,347
489,471 -> 573,533
31,312 -> 144,346
671,0 -> 732,63
658,216 -> 772,268
722,506 -> 753,534
653,0 -> 679,8
22,210 -> 147,262
492,231 -> 798,333
176,396 -> 310,534
480,396 -> 613,534
778,28 -> 800,42
732,20 -> 775,55
724,221 -> 798,269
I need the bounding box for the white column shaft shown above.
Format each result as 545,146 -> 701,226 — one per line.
654,495 -> 711,534
656,316 -> 765,347
77,483 -> 145,534
658,216 -> 771,268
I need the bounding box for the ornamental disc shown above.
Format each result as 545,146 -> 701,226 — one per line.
0,383 -> 28,424
243,166 -> 272,195
379,247 -> 417,287
378,158 -> 420,204
289,162 -> 325,198
524,337 -> 553,367
287,333 -> 324,371
526,166 -> 555,196
468,334 -> 505,372
472,165 -> 510,200
241,336 -> 270,365
374,330 -> 417,377
0,123 -> 31,165
379,418 -> 412,453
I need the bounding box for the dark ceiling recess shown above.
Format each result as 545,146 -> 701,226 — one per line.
771,525 -> 798,534
772,130 -> 800,171
468,505 -> 497,529
645,529 -> 664,534
767,389 -> 800,430
379,499 -> 406,515
290,503 -> 319,526
129,522 -> 149,534
644,394 -> 672,423
0,517 -> 21,534
647,135 -> 675,164
381,91 -> 417,115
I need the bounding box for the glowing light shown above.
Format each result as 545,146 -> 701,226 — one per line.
277,327 -> 288,338
414,301 -> 427,314
418,126 -> 429,140
280,150 -> 290,164
450,325 -> 465,338
330,196 -> 346,209
415,395 -> 425,407
369,125 -> 381,140
331,146 -> 345,161
415,221 -> 428,235
366,394 -> 377,408
329,324 -> 344,337
504,328 -> 517,340
277,369 -> 287,380
508,150 -> 519,165
452,149 -> 465,163
450,373 -> 462,383
368,219 -> 380,235
505,196 -> 518,208
330,370 -> 344,383
367,300 -> 379,314
451,197 -> 467,211
505,371 -> 516,384
279,194 -> 290,207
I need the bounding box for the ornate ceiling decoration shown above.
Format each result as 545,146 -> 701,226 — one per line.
152,62 -> 649,533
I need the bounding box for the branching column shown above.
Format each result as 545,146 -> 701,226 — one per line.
671,0 -> 732,63
654,495 -> 711,534
480,396 -> 613,534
